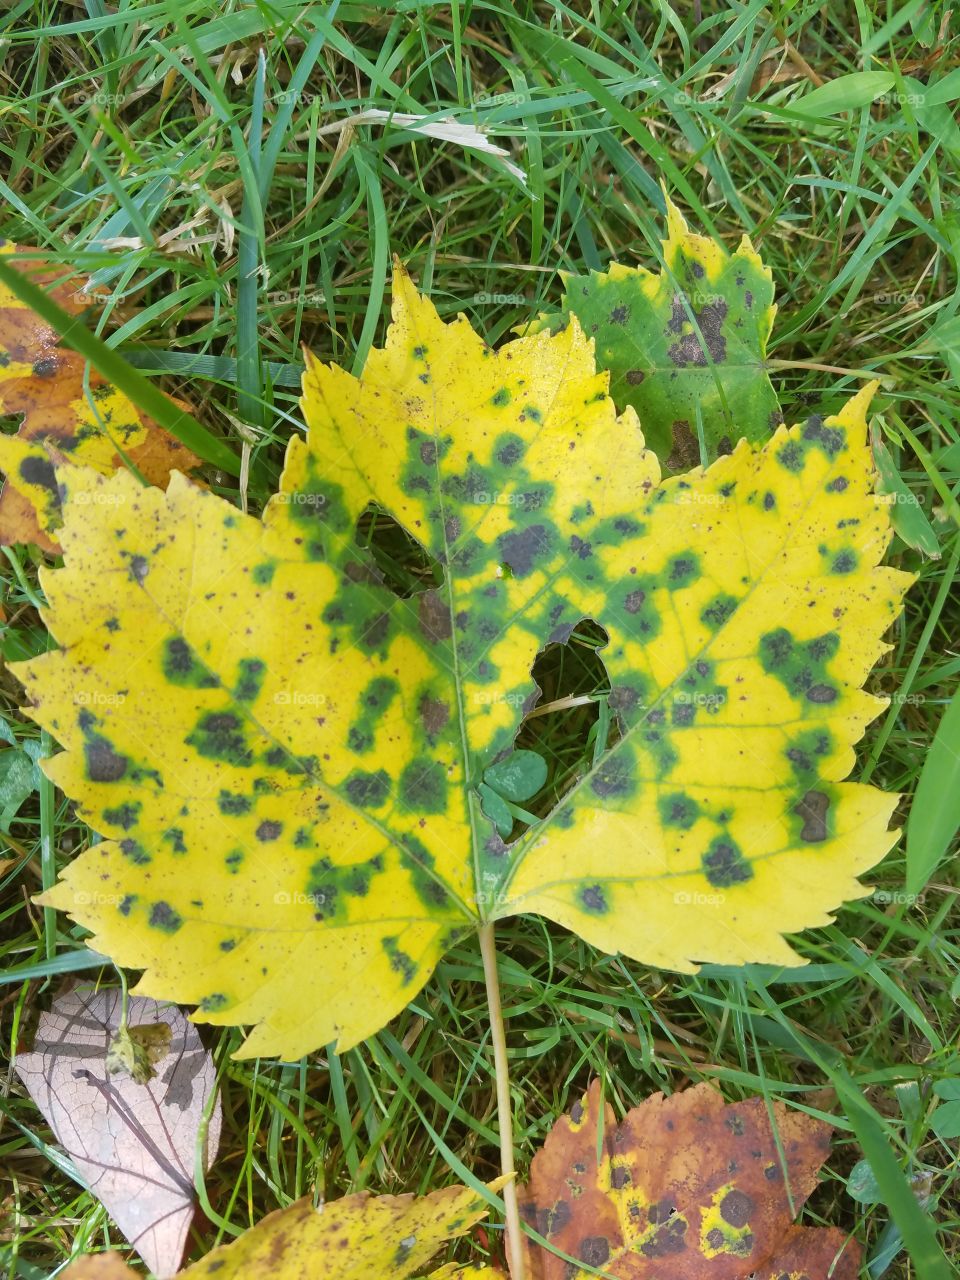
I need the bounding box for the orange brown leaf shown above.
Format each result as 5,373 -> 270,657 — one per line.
0,242 -> 201,550
60,1258 -> 139,1280
517,1080 -> 859,1279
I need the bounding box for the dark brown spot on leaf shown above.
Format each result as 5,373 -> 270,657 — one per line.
720,1188 -> 753,1228
418,590 -> 452,642
418,693 -> 449,739
794,789 -> 830,842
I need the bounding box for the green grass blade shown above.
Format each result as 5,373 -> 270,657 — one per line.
0,254 -> 241,476
872,431 -> 941,558
753,985 -> 953,1279
906,690 -> 960,895
789,72 -> 896,117
350,148 -> 389,374
120,347 -> 304,388
236,49 -> 267,431
1,949 -> 109,984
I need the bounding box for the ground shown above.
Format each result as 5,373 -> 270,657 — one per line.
0,3 -> 958,1278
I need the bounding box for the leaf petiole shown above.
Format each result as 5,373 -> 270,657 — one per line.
478,922 -> 526,1280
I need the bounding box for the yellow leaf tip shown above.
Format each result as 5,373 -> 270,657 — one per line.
853,378 -> 881,410
662,190 -> 688,241
833,380 -> 882,440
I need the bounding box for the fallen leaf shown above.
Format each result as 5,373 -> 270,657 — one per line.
60,1184 -> 507,1280
184,1183 -> 501,1278
533,196 -> 780,469
20,270 -> 911,1059
0,241 -> 201,550
55,1084 -> 859,1280
429,1268 -> 504,1279
14,984 -> 222,1278
517,1080 -> 860,1279
60,1256 -> 140,1280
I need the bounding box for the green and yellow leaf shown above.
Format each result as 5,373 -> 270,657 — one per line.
21,267 -> 911,1057
535,195 -> 780,469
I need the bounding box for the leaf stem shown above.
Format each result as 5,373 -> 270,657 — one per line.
478,921 -> 526,1280
766,358 -> 886,379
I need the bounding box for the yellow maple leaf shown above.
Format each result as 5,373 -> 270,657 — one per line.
19,267 -> 911,1057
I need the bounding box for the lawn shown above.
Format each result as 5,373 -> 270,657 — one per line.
0,2 -> 958,1278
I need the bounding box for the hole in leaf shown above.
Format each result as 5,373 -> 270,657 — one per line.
354,502 -> 443,599
502,618 -> 619,832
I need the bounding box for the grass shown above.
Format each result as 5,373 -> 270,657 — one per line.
1,1 -> 959,1277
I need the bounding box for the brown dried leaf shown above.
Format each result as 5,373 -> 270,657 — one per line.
0,245 -> 87,366
752,1224 -> 860,1279
14,984 -> 221,1278
0,242 -> 201,550
517,1081 -> 860,1279
60,1256 -> 139,1280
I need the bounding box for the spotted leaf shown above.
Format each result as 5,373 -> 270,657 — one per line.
540,196 -> 780,469
21,268 -> 910,1058
518,1080 -> 860,1279
0,240 -> 201,551
60,1180 -> 505,1280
